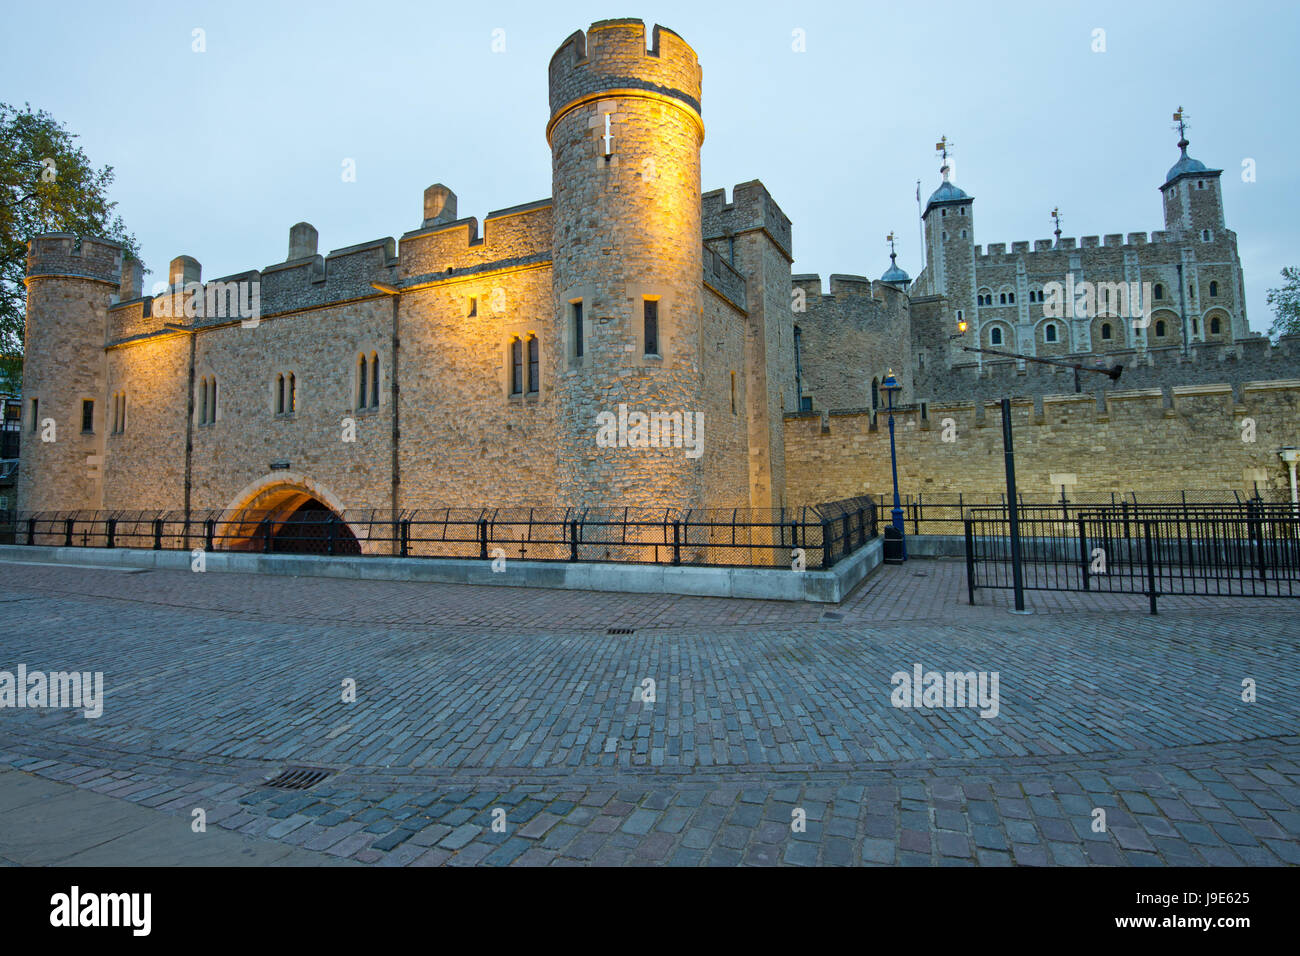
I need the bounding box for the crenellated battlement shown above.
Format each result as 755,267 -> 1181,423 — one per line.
792,273 -> 907,303
702,180 -> 793,260
26,233 -> 124,285
971,228 -> 1218,264
548,19 -> 701,124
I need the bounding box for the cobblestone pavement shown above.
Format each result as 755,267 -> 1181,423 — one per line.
1,557 -> 1297,866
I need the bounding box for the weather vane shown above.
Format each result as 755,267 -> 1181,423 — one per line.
886,231 -> 897,256
935,136 -> 953,180
1172,106 -> 1190,146
1051,207 -> 1062,241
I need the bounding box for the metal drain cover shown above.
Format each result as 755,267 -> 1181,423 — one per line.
606,627 -> 635,635
264,766 -> 332,790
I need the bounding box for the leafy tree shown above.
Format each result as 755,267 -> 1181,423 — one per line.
1,102 -> 142,387
1265,266 -> 1300,338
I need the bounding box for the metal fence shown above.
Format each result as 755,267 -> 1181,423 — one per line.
873,489 -> 1294,536
965,501 -> 1300,612
5,497 -> 878,571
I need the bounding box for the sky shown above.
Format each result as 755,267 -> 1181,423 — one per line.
3,0 -> 1296,333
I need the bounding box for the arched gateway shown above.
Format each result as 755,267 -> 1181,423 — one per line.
219,472 -> 364,554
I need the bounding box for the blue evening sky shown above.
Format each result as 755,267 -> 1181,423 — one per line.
3,0 -> 1295,332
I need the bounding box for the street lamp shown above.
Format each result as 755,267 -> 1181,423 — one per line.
881,370 -> 905,561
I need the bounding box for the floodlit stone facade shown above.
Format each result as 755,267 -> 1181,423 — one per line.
16,19 -> 1300,525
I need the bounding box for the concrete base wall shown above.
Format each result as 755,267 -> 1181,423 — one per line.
0,538 -> 883,604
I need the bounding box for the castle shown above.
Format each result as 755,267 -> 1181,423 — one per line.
16,19 -> 1299,532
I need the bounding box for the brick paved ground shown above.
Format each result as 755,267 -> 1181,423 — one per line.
0,556 -> 1296,866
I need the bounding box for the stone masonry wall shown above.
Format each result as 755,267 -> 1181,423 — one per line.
784,382 -> 1300,504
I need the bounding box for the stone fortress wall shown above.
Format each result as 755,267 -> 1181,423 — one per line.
16,18 -> 1300,523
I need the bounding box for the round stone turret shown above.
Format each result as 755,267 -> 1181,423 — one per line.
547,20 -> 706,508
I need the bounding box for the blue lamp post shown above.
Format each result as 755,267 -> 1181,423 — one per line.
881,370 -> 906,560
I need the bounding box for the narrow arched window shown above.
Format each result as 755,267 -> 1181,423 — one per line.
276,374 -> 285,414
1154,284 -> 1164,300
1045,324 -> 1057,343
370,353 -> 380,407
871,378 -> 879,410
510,337 -> 523,395
1101,322 -> 1112,341
1210,316 -> 1221,334
357,355 -> 367,409
1209,281 -> 1218,297
527,336 -> 539,393
199,377 -> 208,424
990,327 -> 1003,345
209,378 -> 217,423
1155,320 -> 1166,337
288,373 -> 296,413
1008,292 -> 1015,304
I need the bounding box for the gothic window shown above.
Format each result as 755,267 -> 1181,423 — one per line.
199,377 -> 208,424
527,335 -> 539,393
1008,292 -> 1015,304
1210,316 -> 1221,334
990,327 -> 1003,345
999,293 -> 1007,305
1045,324 -> 1057,343
871,377 -> 880,410
289,374 -> 296,413
276,374 -> 285,414
370,353 -> 380,407
1101,322 -> 1112,341
357,355 -> 368,409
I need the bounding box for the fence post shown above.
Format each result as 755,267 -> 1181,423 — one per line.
400,518 -> 410,557
1121,500 -> 1130,541
64,517 -> 73,547
153,518 -> 163,550
821,517 -> 832,569
1249,499 -> 1266,581
672,519 -> 682,566
27,518 -> 35,546
1078,517 -> 1090,591
1144,520 -> 1158,615
106,517 -> 115,549
912,496 -> 920,536
261,519 -> 270,554
569,518 -> 579,562
327,515 -> 337,556
478,517 -> 488,560
965,519 -> 976,605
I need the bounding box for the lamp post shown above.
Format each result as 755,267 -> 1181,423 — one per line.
1280,447 -> 1299,513
881,371 -> 905,560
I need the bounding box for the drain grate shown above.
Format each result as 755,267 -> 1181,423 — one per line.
606,627 -> 635,635
264,766 -> 333,791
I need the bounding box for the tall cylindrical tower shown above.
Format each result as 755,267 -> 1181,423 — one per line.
548,19 -> 706,509
17,233 -> 122,513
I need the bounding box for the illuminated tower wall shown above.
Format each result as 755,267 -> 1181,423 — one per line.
547,19 -> 707,508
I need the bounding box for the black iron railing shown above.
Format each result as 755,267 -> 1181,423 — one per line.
10,498 -> 878,571
873,489 -> 1293,536
965,502 -> 1300,612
